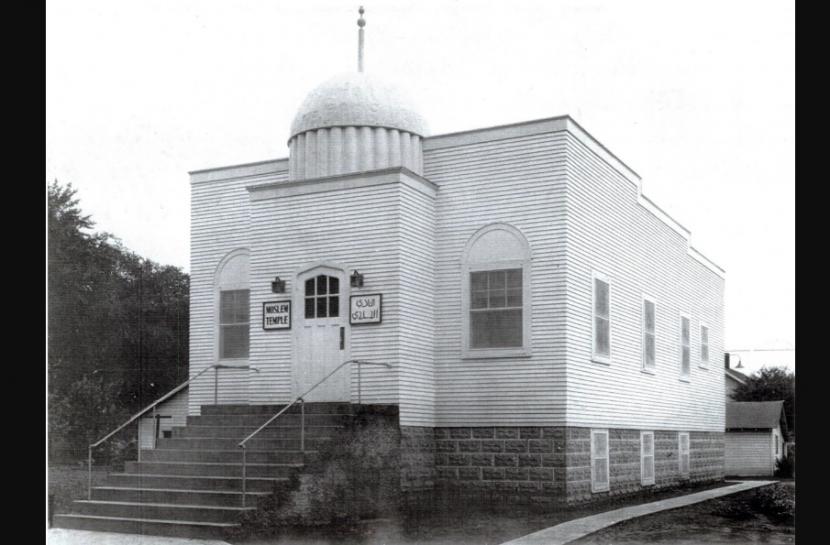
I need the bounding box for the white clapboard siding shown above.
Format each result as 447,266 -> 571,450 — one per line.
247,174 -> 437,413
725,431 -> 774,477
423,130 -> 569,426
563,128 -> 725,432
189,160 -> 289,415
138,390 -> 188,449
398,182 -> 436,426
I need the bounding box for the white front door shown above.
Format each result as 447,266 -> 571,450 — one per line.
294,267 -> 350,401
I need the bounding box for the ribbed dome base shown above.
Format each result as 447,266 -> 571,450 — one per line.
288,126 -> 422,180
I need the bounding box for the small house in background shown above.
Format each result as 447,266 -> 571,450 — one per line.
725,400 -> 788,477
137,388 -> 188,449
725,367 -> 747,399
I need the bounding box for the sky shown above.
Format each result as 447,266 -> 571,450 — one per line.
46,0 -> 794,373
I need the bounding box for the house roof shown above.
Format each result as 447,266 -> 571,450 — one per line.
726,401 -> 785,430
725,367 -> 748,385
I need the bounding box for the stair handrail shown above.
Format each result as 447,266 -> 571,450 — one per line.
237,358 -> 390,506
87,363 -> 259,499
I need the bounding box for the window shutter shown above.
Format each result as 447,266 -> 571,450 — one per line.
643,300 -> 656,370
593,277 -> 611,359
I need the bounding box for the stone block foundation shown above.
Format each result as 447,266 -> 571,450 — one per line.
428,426 -> 724,505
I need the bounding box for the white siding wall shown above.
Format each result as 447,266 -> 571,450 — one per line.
189,161 -> 288,415
725,431 -> 774,476
563,130 -> 725,431
247,175 -> 425,413
423,131 -> 568,426
398,182 -> 436,426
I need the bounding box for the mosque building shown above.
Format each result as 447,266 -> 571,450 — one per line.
54,7 -> 726,536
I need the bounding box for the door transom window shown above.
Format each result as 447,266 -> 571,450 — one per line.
304,274 -> 340,319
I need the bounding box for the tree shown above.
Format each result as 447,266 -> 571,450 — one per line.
48,180 -> 189,462
730,366 -> 795,436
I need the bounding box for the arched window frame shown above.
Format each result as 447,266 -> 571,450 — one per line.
461,223 -> 532,359
214,248 -> 250,362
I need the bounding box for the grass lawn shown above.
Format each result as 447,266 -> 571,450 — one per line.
48,463 -> 112,518
571,481 -> 795,545
231,481 -> 732,545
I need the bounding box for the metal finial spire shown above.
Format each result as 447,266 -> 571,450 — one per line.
357,6 -> 365,72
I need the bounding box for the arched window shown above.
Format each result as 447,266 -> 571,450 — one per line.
215,249 -> 250,360
461,224 -> 531,358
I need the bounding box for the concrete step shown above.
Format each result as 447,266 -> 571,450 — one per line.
172,424 -> 344,439
124,460 -> 303,478
187,413 -> 352,427
52,514 -> 236,539
106,472 -> 287,493
91,486 -> 271,507
155,436 -> 332,451
140,448 -> 310,464
71,499 -> 254,523
201,402 -> 353,416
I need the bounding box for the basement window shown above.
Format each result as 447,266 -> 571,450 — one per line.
678,432 -> 690,478
591,429 -> 610,493
641,431 -> 655,485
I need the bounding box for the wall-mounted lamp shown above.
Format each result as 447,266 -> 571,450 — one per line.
350,270 -> 364,288
271,276 -> 286,293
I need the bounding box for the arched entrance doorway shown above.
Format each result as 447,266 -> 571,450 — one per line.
293,265 -> 350,401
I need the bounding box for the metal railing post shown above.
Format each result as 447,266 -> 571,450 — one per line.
87,446 -> 93,500
151,406 -> 157,449
237,360 -> 388,463
88,364 -> 260,484
357,362 -> 362,405
214,366 -> 219,405
241,446 -> 247,507
299,398 -> 305,453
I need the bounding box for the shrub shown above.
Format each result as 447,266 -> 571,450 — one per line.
714,498 -> 755,520
226,416 -> 402,539
775,456 -> 794,478
751,483 -> 795,524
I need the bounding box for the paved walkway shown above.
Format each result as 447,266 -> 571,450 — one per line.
46,529 -> 231,545
500,480 -> 776,545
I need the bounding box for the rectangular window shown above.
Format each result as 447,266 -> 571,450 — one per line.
591,429 -> 610,493
592,273 -> 611,362
643,298 -> 656,371
699,324 -> 709,367
679,316 -> 690,379
470,269 -> 523,349
220,289 -> 249,359
641,431 -> 655,486
678,432 -> 690,478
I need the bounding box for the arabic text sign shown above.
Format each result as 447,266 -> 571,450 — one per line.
350,294 -> 382,325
